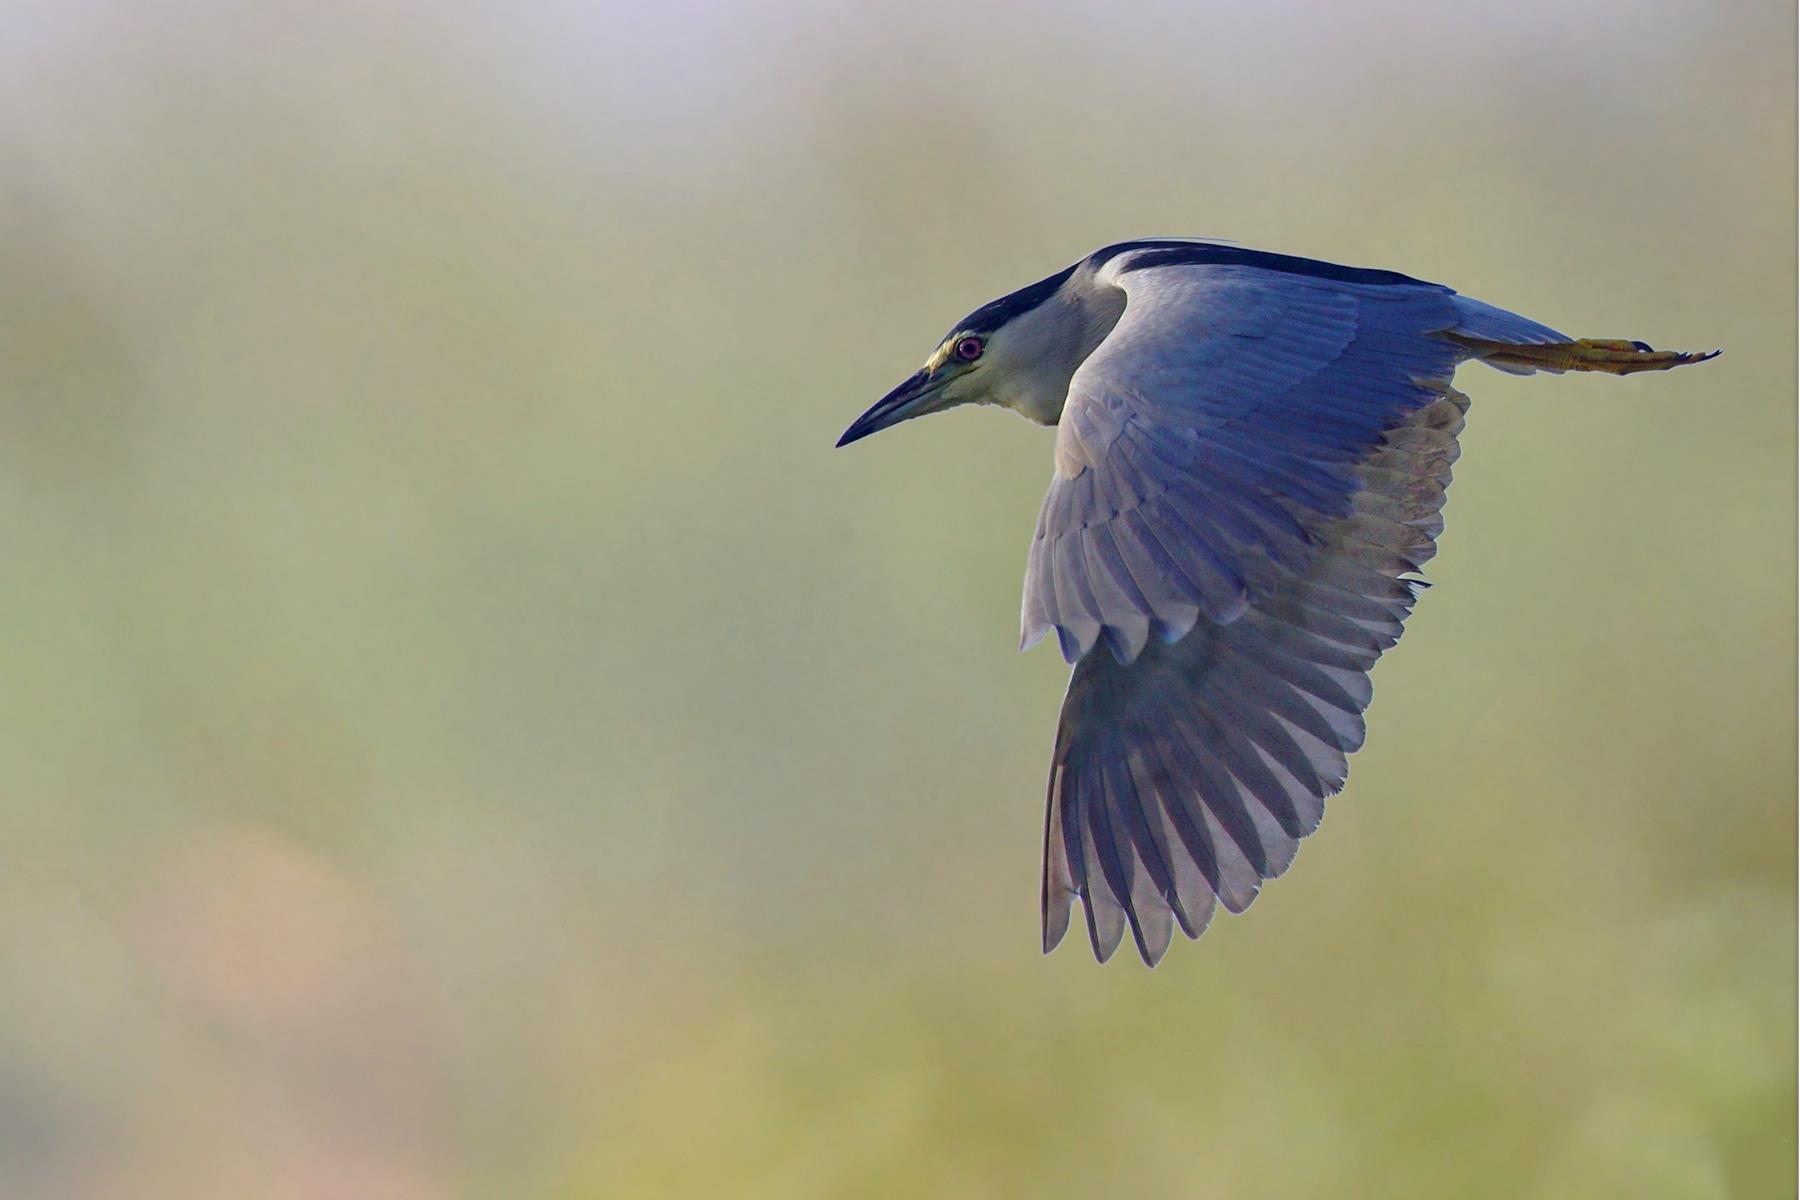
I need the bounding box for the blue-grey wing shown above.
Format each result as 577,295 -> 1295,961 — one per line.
1023,263 -> 1566,662
1029,256 -> 1565,964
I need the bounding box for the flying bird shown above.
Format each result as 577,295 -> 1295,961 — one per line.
836,239 -> 1716,966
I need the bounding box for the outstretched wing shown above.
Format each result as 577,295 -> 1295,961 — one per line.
1030,251 -> 1563,965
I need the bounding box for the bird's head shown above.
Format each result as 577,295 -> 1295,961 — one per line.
834,327 -> 993,448
836,260 -> 1120,447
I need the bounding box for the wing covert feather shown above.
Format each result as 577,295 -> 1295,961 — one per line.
1023,263 -> 1466,663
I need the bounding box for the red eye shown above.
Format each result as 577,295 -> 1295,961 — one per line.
954,336 -> 984,362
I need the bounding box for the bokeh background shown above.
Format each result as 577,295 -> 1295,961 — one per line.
1,1 -> 1793,1196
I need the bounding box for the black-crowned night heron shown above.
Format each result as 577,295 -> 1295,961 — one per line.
838,239 -> 1716,967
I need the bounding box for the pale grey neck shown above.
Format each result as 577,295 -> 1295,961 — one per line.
995,271 -> 1126,425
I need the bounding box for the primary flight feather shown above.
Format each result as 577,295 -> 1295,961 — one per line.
837,239 -> 1716,966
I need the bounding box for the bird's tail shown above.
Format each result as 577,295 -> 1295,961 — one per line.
1446,332 -> 1720,376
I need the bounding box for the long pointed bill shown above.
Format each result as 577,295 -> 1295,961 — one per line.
836,370 -> 943,448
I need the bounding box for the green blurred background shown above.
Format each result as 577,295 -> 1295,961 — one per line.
2,1 -> 1792,1196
